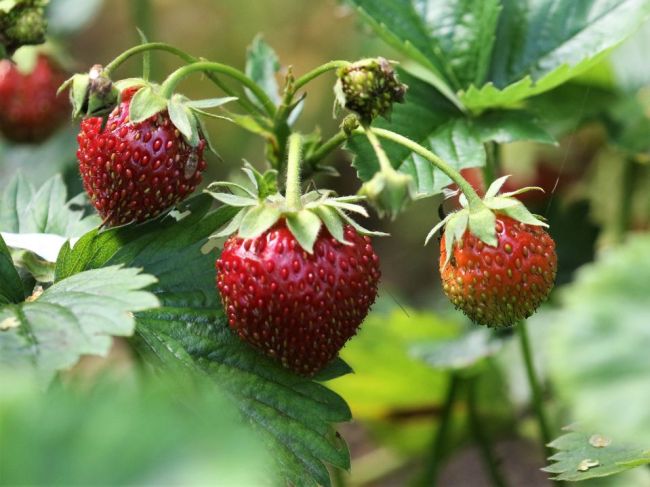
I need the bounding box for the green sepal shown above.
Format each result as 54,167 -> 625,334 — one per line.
286,210 -> 322,254
441,209 -> 470,267
205,165 -> 386,253
129,85 -> 167,123
468,207 -> 497,247
238,204 -> 282,239
168,94 -> 200,147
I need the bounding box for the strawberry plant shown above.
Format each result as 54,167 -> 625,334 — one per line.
3,1 -> 650,486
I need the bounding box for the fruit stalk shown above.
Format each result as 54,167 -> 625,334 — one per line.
292,60 -> 350,94
516,321 -> 555,466
417,373 -> 461,487
361,127 -> 484,210
103,43 -> 262,115
285,133 -> 303,211
159,61 -> 276,116
467,376 -> 508,487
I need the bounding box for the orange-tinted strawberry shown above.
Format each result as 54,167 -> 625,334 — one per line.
77,86 -> 207,226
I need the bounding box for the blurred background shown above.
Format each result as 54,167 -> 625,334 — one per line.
2,1 -> 650,486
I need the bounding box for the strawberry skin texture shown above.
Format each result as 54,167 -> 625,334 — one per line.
216,222 -> 381,375
0,54 -> 69,143
440,215 -> 557,327
77,86 -> 207,226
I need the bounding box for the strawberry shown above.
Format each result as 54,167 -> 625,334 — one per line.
430,175 -> 557,327
207,134 -> 385,375
440,214 -> 557,327
216,221 -> 380,375
77,85 -> 207,226
0,53 -> 69,143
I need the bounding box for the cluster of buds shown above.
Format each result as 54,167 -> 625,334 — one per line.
335,57 -> 407,123
0,0 -> 48,58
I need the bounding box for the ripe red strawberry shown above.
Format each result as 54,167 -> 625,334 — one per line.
216,221 -> 381,375
77,86 -> 207,226
0,54 -> 69,143
440,214 -> 557,327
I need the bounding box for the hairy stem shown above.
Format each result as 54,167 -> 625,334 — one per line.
361,128 -> 484,209
285,133 -> 303,211
160,61 -> 275,116
362,125 -> 395,174
467,376 -> 508,487
103,43 -> 262,115
483,141 -> 499,187
416,373 -> 461,487
303,129 -> 348,168
292,60 -> 350,93
516,321 -> 556,467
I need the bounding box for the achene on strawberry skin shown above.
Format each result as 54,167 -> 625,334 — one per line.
0,54 -> 70,143
440,214 -> 557,328
216,221 -> 381,376
77,86 -> 207,226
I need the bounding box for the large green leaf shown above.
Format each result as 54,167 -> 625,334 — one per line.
350,0 -> 650,112
0,266 -> 159,385
548,235 -> 650,446
0,235 -> 23,305
0,172 -> 99,236
544,429 -> 650,481
55,194 -> 352,487
348,70 -> 554,198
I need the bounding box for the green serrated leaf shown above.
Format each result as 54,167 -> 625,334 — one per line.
543,429 -> 650,481
245,34 -> 281,110
238,204 -> 282,239
0,235 -> 23,305
468,207 -> 497,247
286,210 -> 322,254
51,195 -> 351,486
128,86 -> 167,124
0,266 -> 159,386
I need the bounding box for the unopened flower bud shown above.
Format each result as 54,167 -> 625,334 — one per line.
359,167 -> 413,219
335,57 -> 407,123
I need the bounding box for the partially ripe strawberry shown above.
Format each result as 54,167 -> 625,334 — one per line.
0,54 -> 69,143
77,86 -> 207,226
440,215 -> 556,327
217,221 -> 380,375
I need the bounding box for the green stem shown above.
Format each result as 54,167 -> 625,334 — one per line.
292,60 -> 350,93
160,61 -> 276,116
103,43 -> 262,115
483,141 -> 498,187
304,129 -> 348,167
516,321 -> 555,464
285,133 -> 303,211
416,373 -> 461,487
467,377 -> 508,487
362,127 -> 484,209
362,125 -> 395,174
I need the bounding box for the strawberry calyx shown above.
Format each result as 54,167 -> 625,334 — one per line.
427,175 -> 548,267
206,162 -> 387,254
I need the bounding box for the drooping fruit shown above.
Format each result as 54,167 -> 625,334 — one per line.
0,53 -> 69,143
439,214 -> 557,327
216,220 -> 381,375
77,85 -> 207,226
